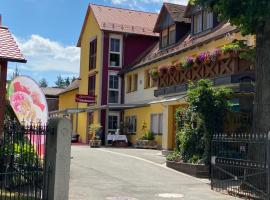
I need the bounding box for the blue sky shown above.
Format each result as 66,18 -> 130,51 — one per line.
1,0 -> 188,86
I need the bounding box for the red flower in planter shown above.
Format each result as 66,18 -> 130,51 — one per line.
158,65 -> 168,75
168,65 -> 177,74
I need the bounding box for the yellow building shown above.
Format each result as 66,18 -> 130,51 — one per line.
52,79 -> 81,137
123,3 -> 255,152
76,4 -> 159,143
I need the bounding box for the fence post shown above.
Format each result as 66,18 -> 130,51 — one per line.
44,118 -> 72,200
266,132 -> 270,200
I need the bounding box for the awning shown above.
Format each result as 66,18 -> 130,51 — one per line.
49,108 -> 86,115
148,95 -> 187,105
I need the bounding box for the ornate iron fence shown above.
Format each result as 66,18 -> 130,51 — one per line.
211,133 -> 270,199
0,120 -> 49,200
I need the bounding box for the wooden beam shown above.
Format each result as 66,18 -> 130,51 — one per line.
0,61 -> 7,139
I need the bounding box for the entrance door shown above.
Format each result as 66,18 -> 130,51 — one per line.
108,112 -> 120,134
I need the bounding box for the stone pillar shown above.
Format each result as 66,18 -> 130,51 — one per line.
0,61 -> 7,138
44,118 -> 72,200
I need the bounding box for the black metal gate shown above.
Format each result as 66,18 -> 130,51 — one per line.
0,120 -> 49,200
211,133 -> 270,199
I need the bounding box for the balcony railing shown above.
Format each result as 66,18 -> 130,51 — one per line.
158,54 -> 253,88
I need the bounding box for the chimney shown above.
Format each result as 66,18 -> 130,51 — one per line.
0,15 -> 2,27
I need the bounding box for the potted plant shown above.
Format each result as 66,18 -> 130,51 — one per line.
182,57 -> 194,69
209,48 -> 221,64
168,65 -> 177,74
89,123 -> 102,148
157,65 -> 168,75
135,122 -> 158,149
149,68 -> 159,81
195,52 -> 207,65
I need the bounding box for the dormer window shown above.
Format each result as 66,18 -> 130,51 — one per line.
193,11 -> 213,34
162,29 -> 168,48
169,25 -> 176,45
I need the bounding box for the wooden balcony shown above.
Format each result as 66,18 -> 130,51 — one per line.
155,53 -> 254,97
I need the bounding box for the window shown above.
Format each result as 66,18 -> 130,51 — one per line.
203,11 -> 213,30
109,36 -> 122,67
126,116 -> 137,134
126,75 -> 132,93
169,25 -> 176,45
133,74 -> 138,91
151,113 -> 163,135
162,29 -> 168,48
88,75 -> 96,96
89,39 -> 97,70
109,74 -> 120,104
193,11 -> 213,34
144,70 -> 151,89
193,13 -> 202,34
108,113 -> 119,133
145,70 -> 157,89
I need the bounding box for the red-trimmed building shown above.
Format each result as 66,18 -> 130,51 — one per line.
0,19 -> 26,134
76,4 -> 159,143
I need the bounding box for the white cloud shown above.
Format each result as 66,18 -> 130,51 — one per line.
15,35 -> 80,74
107,0 -> 189,10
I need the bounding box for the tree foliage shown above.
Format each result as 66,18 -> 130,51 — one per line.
191,0 -> 270,35
39,78 -> 48,87
55,75 -> 66,88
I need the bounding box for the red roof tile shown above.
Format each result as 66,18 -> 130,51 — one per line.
77,4 -> 159,47
0,27 -> 26,63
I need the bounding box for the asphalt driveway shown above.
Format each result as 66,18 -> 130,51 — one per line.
69,146 -> 238,200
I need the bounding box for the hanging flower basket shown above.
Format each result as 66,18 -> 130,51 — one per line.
182,57 -> 194,70
195,52 -> 207,65
158,65 -> 168,75
210,49 -> 222,64
149,69 -> 159,80
168,65 -> 177,74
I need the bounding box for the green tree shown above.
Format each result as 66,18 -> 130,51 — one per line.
65,77 -> 70,87
191,0 -> 270,133
71,76 -> 76,83
55,75 -> 65,88
39,78 -> 48,87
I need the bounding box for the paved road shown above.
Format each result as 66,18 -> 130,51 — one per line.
69,146 -> 237,200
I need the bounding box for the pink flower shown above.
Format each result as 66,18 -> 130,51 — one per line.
11,92 -> 25,112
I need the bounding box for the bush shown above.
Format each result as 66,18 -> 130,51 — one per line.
140,130 -> 155,141
166,151 -> 181,162
174,79 -> 232,164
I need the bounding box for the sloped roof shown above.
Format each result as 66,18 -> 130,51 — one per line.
77,4 -> 159,47
42,87 -> 65,97
59,79 -> 79,95
154,3 -> 190,32
0,27 -> 26,63
127,22 -> 238,72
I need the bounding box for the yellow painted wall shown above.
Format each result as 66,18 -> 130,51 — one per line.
124,103 -> 164,147
77,8 -> 102,143
59,89 -> 79,134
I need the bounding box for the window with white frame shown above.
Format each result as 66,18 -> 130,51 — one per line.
169,25 -> 176,45
150,113 -> 163,135
109,73 -> 120,104
108,113 -> 119,133
109,35 -> 122,67
126,116 -> 137,134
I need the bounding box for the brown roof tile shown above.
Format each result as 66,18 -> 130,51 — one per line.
77,4 -> 159,46
59,79 -> 79,95
164,3 -> 190,23
128,22 -> 238,71
0,27 -> 26,63
42,87 -> 65,97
